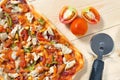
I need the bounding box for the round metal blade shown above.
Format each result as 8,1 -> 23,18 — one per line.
90,33 -> 114,56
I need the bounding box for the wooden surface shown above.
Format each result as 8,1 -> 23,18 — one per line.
29,0 -> 120,80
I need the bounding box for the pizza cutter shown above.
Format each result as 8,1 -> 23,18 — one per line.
89,33 -> 114,80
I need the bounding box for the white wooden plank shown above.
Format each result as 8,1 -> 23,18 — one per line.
71,25 -> 120,80
30,0 -> 120,41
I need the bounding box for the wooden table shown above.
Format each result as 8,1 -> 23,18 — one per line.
30,0 -> 120,80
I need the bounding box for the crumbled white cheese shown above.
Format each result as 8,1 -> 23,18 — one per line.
32,37 -> 37,45
0,68 -> 3,75
25,12 -> 34,23
28,69 -> 38,77
36,25 -> 42,31
10,1 -> 20,4
11,6 -> 22,13
8,73 -> 19,78
0,19 -> 6,26
0,7 -> 3,12
43,27 -> 54,40
44,76 -> 50,80
10,24 -> 20,37
49,66 -> 54,74
65,60 -> 76,70
0,33 -> 8,41
19,27 -> 24,36
12,46 -> 19,51
3,23 -> 8,29
63,57 -> 67,64
34,77 -> 39,80
54,43 -> 72,54
3,73 -> 8,80
15,58 -> 20,69
63,9 -> 73,20
32,52 -> 40,61
0,44 -> 4,52
27,36 -> 32,42
11,51 -> 17,60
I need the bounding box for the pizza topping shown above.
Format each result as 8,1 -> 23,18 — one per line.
0,33 -> 8,41
8,73 -> 19,78
10,1 -> 21,4
21,29 -> 29,41
0,0 -> 83,79
0,68 -> 3,75
32,37 -> 37,45
0,7 -> 3,18
11,51 -> 17,60
43,27 -> 54,40
65,60 -> 76,70
54,43 -> 72,54
38,18 -> 46,26
10,24 -> 19,37
27,36 -> 32,42
15,58 -> 20,69
49,66 -> 55,74
32,52 -> 40,61
4,13 -> 12,27
11,5 -> 22,13
25,12 -> 34,23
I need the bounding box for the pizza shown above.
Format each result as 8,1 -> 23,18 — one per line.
0,0 -> 84,80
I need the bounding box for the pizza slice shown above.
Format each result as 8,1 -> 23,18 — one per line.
0,0 -> 84,80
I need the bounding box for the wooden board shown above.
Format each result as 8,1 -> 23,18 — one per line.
29,0 -> 120,80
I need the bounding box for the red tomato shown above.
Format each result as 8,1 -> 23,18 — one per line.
70,17 -> 88,36
59,6 -> 78,24
81,7 -> 100,24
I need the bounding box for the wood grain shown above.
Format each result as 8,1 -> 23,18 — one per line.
30,0 -> 120,80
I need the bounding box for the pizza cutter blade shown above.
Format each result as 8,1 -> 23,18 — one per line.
89,33 -> 114,80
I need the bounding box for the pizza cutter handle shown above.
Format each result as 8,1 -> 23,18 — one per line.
89,59 -> 104,80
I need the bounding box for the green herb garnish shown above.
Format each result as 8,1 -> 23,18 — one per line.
38,18 -> 45,26
23,47 -> 32,53
26,62 -> 36,71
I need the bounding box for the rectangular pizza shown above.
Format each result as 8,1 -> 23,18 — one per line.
0,0 -> 84,80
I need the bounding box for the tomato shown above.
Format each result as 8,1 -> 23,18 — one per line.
59,6 -> 78,24
70,17 -> 88,36
81,7 -> 100,24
